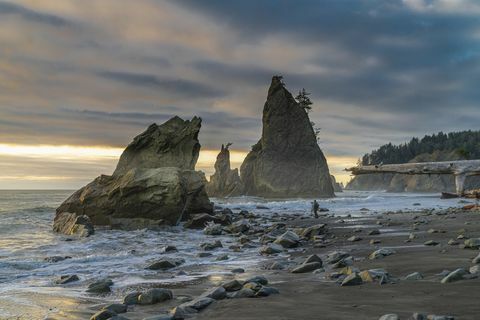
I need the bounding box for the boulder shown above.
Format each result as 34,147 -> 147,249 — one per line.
464,238 -> 480,249
54,117 -> 213,233
340,272 -> 363,286
55,274 -> 79,285
291,262 -> 322,274
274,230 -> 300,248
206,143 -> 244,197
259,243 -> 284,255
369,248 -> 395,260
138,288 -> 173,305
87,279 -> 113,294
240,76 -> 334,198
441,268 -> 469,283
53,212 -> 94,237
184,213 -> 219,229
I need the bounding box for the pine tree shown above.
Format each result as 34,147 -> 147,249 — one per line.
295,88 -> 313,112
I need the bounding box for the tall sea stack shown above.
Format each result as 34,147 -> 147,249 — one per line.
240,76 -> 334,198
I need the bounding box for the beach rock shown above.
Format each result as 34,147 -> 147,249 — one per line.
469,265 -> 479,274
379,315 -> 399,320
412,314 -> 454,320
472,253 -> 480,264
123,292 -> 141,305
267,261 -> 286,270
170,306 -> 197,319
240,76 -> 334,198
90,310 -> 117,320
138,288 -> 173,305
274,230 -> 300,248
54,117 -> 213,233
184,213 -> 218,229
227,288 -> 255,298
102,304 -> 127,314
231,268 -> 245,274
55,274 -> 79,284
291,262 -> 323,273
44,256 -> 72,263
229,219 -> 250,233
369,248 -> 395,260
206,143 -> 244,197
201,286 -> 226,300
404,272 -> 424,281
347,235 -> 362,242
341,272 -> 363,286
424,240 -> 439,246
303,254 -> 323,265
222,280 -> 244,292
326,251 -> 350,264
256,286 -> 280,297
200,240 -> 223,251
53,212 -> 94,237
245,275 -> 268,285
464,238 -> 480,249
180,297 -> 214,310
203,222 -> 223,236
87,279 -> 113,294
146,259 -> 181,270
301,224 -> 327,239
368,229 -> 381,236
259,243 -> 284,255
441,268 -> 469,283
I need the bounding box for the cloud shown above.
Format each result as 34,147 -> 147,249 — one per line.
0,1 -> 70,27
0,0 -> 479,188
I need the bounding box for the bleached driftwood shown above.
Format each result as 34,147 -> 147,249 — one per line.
346,160 -> 480,195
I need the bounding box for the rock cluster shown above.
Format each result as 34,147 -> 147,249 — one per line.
240,76 -> 334,198
54,117 -> 213,234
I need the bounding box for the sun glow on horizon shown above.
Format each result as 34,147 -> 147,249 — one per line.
0,143 -> 355,185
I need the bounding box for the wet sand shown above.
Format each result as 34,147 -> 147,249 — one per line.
16,207 -> 480,320
196,209 -> 480,320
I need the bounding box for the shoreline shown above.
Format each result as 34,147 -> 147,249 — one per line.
41,207 -> 480,318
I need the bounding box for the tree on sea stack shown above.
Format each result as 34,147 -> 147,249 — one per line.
295,88 -> 313,112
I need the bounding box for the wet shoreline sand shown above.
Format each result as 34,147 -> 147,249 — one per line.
6,206 -> 480,320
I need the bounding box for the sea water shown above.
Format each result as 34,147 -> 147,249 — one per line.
0,190 -> 467,318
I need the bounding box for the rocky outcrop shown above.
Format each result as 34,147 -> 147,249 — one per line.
330,175 -> 343,193
53,212 -> 94,237
54,117 -> 212,234
346,150 -> 480,192
240,76 -> 334,198
206,143 -> 243,197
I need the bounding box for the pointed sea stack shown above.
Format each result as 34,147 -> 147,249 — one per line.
206,143 -> 243,197
240,76 -> 334,198
54,116 -> 213,234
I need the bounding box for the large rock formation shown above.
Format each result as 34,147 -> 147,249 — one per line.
330,175 -> 343,193
240,76 -> 334,198
54,116 -> 213,233
206,143 -> 243,197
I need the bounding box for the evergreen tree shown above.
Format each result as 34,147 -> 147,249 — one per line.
295,88 -> 313,112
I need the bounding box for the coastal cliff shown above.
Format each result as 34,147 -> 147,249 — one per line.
240,76 -> 334,198
54,116 -> 213,234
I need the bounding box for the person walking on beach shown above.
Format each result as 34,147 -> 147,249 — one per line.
312,200 -> 320,218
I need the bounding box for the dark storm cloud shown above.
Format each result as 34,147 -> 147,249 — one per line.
97,70 -> 226,98
175,0 -> 480,112
0,1 -> 70,27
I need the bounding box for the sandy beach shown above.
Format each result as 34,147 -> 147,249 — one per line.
25,205 -> 478,320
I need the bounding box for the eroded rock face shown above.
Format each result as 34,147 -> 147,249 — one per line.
113,116 -> 201,175
240,76 -> 334,198
53,212 -> 94,237
206,144 -> 243,197
54,117 -> 212,234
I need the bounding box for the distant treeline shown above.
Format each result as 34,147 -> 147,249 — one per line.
361,130 -> 480,165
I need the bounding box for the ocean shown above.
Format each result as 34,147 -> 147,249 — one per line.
0,190 -> 466,319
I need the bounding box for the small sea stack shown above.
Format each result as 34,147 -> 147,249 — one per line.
206,143 -> 244,197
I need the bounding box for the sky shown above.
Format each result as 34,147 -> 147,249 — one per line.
0,0 -> 479,189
